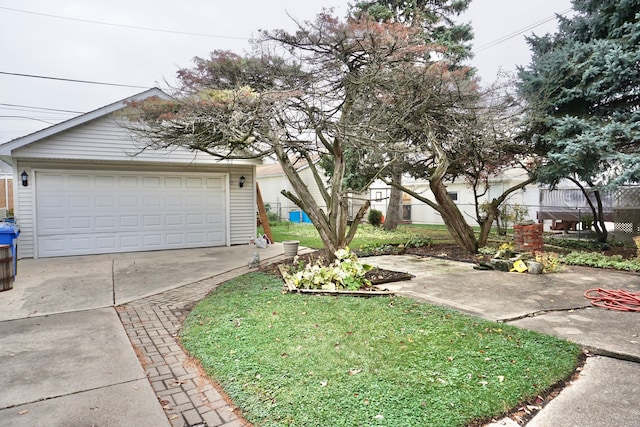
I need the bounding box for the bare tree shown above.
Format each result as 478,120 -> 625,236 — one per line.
125,13 -> 443,258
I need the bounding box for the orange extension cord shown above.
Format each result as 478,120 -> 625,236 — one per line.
584,288 -> 640,312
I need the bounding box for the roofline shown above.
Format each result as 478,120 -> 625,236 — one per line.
0,87 -> 171,156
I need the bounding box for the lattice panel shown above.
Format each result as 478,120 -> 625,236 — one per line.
613,187 -> 640,241
615,186 -> 640,208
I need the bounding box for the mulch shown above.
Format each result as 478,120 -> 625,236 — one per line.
262,242 -> 638,286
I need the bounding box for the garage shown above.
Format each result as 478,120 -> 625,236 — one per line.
35,171 -> 226,257
0,89 -> 258,259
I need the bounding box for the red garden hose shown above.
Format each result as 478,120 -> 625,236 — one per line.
584,288 -> 640,312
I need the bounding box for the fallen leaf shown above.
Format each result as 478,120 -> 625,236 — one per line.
375,414 -> 385,420
18,410 -> 28,415
320,381 -> 328,387
349,369 -> 362,376
497,375 -> 505,383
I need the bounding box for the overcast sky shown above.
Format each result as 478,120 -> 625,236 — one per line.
0,0 -> 573,144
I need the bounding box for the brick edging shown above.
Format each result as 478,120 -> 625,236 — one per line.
116,268 -> 257,427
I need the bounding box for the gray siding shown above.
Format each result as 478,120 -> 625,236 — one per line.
14,115 -> 255,166
15,163 -> 34,258
229,166 -> 256,245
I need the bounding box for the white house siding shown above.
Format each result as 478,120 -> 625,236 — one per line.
256,173 -> 293,220
258,166 -> 329,221
13,164 -> 35,258
228,166 -> 256,245
12,115 -> 222,165
369,169 -> 540,227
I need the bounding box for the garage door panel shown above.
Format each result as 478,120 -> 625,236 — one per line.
165,215 -> 183,226
119,176 -> 138,187
96,195 -> 115,207
40,217 -> 65,233
69,236 -> 92,251
143,235 -> 162,246
69,216 -> 91,230
36,172 -> 227,257
96,236 -> 117,250
120,235 -> 141,249
186,232 -> 205,244
166,233 -> 184,245
96,175 -> 115,187
120,216 -> 139,227
39,237 -> 65,255
143,177 -> 161,187
143,195 -> 161,207
96,216 -> 116,229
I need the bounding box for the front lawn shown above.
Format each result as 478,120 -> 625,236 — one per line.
181,272 -> 581,427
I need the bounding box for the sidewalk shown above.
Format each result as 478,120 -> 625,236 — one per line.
0,244 -> 285,427
1,248 -> 638,426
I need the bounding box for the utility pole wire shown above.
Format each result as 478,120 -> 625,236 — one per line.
0,6 -> 249,41
0,71 -> 150,89
473,8 -> 572,53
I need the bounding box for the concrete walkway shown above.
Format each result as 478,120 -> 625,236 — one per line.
0,244 -> 285,427
366,255 -> 640,426
1,248 -> 638,426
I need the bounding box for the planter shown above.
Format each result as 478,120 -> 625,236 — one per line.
527,261 -> 543,274
283,240 -> 300,257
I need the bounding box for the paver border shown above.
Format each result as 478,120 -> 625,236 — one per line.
117,260 -> 285,427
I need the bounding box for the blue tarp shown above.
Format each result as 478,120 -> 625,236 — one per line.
289,210 -> 311,223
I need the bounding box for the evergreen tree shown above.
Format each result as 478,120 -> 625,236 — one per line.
518,0 -> 640,241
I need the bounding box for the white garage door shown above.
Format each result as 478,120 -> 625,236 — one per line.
35,171 -> 226,257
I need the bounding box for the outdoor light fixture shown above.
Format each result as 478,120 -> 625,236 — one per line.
21,171 -> 28,187
239,175 -> 245,188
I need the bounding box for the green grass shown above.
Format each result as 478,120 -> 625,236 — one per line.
181,272 -> 581,427
262,223 -> 456,250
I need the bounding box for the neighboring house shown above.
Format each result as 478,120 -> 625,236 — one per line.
257,158 -> 368,222
370,167 -> 540,226
0,88 -> 260,259
0,161 -> 13,211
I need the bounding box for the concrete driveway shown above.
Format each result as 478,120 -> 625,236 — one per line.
0,244 -> 284,427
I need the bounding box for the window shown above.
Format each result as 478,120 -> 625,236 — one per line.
447,191 -> 458,201
375,191 -> 382,202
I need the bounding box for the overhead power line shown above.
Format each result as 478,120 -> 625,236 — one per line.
0,71 -> 150,89
0,102 -> 83,114
473,8 -> 572,53
0,6 -> 249,41
0,115 -> 56,124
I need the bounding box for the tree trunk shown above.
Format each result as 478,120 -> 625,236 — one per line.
429,177 -> 479,254
570,178 -> 608,243
384,165 -> 403,231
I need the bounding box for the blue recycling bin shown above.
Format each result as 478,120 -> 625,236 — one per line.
0,222 -> 19,277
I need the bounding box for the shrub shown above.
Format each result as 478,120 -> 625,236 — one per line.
282,247 -> 373,291
367,209 -> 383,227
562,251 -> 640,272
404,236 -> 432,248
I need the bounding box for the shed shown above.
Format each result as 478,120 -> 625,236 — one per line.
0,88 -> 259,258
